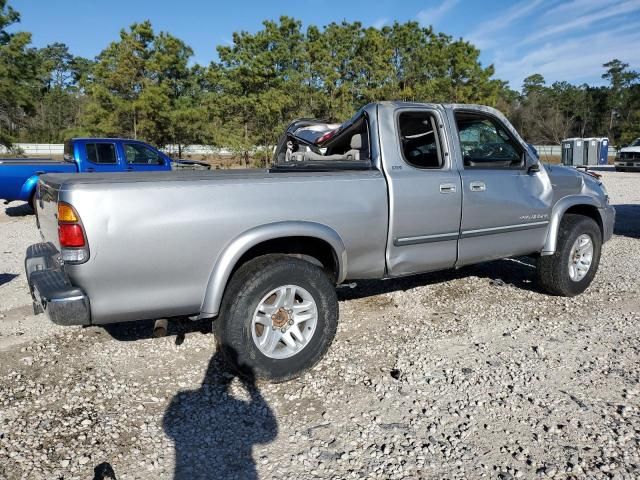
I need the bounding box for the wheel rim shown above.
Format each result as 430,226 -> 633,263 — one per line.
251,284 -> 318,359
568,234 -> 594,282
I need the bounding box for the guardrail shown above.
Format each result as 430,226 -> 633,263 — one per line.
0,143 -> 620,157
0,143 -> 240,157
0,143 -> 65,155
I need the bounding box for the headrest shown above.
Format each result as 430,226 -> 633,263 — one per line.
350,134 -> 362,150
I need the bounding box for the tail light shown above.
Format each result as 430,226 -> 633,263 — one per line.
57,202 -> 89,263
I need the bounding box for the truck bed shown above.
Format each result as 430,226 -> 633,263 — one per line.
1,160 -> 77,203
0,158 -> 69,165
37,167 -> 389,323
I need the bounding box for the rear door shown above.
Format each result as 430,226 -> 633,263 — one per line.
80,140 -> 123,173
451,110 -> 552,265
120,142 -> 170,172
383,106 -> 462,276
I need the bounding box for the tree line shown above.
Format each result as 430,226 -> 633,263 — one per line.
1,0 -> 639,158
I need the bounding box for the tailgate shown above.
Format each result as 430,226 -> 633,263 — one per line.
36,177 -> 62,249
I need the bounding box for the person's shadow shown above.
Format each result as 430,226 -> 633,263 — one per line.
163,348 -> 277,479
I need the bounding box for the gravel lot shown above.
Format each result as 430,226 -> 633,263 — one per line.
1,168 -> 639,480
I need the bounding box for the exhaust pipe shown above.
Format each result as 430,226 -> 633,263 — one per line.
153,318 -> 168,338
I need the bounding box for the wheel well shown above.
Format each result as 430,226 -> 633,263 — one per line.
564,205 -> 603,238
233,236 -> 339,283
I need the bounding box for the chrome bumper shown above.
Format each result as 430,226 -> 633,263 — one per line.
615,161 -> 640,170
25,242 -> 90,326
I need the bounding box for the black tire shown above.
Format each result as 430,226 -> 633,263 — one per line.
536,214 -> 602,296
28,191 -> 37,212
214,254 -> 338,383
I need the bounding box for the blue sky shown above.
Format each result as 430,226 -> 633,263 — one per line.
11,0 -> 640,91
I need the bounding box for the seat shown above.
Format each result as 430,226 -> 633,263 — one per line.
290,133 -> 367,162
345,134 -> 364,160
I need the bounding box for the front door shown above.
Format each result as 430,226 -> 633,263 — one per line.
452,110 -> 552,266
384,108 -> 462,276
121,142 -> 169,172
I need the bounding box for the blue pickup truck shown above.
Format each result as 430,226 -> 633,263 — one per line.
0,138 -> 208,209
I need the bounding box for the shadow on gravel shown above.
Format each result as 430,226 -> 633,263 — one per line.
612,204 -> 640,239
101,317 -> 212,344
0,273 -> 18,287
5,202 -> 33,217
163,349 -> 277,479
338,257 -> 539,301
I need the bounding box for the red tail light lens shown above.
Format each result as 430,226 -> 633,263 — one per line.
58,224 -> 86,247
56,202 -> 89,263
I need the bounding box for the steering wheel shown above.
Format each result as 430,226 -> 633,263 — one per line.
477,143 -> 506,158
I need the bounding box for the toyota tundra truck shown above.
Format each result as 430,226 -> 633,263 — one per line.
25,102 -> 615,382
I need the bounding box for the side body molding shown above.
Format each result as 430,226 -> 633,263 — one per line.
541,195 -> 602,255
199,221 -> 348,317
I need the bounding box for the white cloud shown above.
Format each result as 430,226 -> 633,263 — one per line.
522,0 -> 640,45
417,0 -> 460,26
494,26 -> 640,88
542,0 -> 620,18
467,0 -> 548,48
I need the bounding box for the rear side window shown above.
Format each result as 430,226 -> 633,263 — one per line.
455,113 -> 523,169
85,143 -> 117,164
124,143 -> 164,165
398,112 -> 444,169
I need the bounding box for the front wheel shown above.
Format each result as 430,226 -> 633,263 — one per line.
536,214 -> 602,296
214,254 -> 338,382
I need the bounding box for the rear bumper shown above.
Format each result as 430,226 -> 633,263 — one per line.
601,205 -> 616,243
615,161 -> 640,170
25,242 -> 90,326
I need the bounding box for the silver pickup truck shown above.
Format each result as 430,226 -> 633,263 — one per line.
26,102 -> 615,382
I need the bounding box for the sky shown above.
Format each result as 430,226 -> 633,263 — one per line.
10,0 -> 640,91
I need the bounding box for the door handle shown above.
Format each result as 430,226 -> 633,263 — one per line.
439,183 -> 457,193
469,181 -> 486,192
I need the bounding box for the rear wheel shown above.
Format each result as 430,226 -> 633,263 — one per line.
214,254 -> 338,382
536,214 -> 602,296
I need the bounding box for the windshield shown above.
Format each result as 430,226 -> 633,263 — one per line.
630,138 -> 640,147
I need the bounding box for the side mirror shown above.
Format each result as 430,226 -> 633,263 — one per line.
528,162 -> 540,174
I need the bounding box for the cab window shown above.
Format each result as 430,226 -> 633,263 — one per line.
124,143 -> 164,165
85,143 -> 117,164
455,112 -> 523,169
398,111 -> 444,169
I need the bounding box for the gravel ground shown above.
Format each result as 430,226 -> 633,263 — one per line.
1,168 -> 639,479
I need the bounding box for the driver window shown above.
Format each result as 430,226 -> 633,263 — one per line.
124,143 -> 164,165
455,113 -> 523,169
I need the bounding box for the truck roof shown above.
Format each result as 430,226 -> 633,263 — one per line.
68,138 -> 153,142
